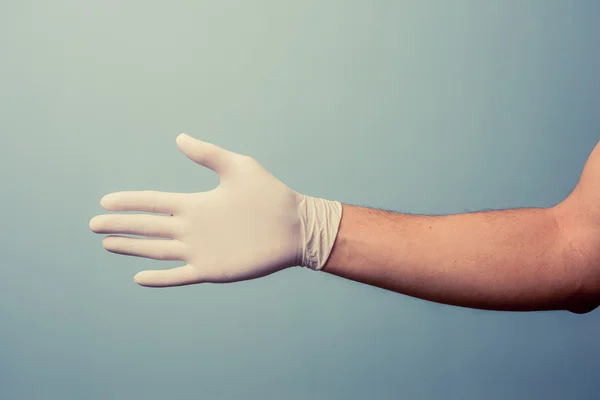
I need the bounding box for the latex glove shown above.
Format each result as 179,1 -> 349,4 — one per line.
89,133 -> 342,287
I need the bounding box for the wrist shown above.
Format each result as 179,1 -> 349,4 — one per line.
297,195 -> 343,270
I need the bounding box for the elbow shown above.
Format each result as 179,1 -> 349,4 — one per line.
552,204 -> 600,315
566,243 -> 600,314
564,255 -> 600,314
564,259 -> 600,314
567,303 -> 598,314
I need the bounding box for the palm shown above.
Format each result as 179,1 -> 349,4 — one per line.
177,161 -> 303,283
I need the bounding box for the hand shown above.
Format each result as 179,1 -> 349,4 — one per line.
89,133 -> 327,287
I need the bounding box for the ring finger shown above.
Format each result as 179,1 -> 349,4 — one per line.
102,235 -> 187,261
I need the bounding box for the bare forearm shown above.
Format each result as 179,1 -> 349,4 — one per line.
321,204 -> 585,312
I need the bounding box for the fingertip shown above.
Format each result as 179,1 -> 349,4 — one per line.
88,216 -> 99,232
134,271 -> 147,286
100,194 -> 112,209
134,271 -> 162,287
176,133 -> 189,145
102,235 -> 118,249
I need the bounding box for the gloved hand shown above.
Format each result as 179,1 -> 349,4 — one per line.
89,133 -> 343,287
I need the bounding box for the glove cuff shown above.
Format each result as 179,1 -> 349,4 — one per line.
298,195 -> 343,271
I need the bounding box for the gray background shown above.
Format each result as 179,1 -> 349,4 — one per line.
1,1 -> 599,399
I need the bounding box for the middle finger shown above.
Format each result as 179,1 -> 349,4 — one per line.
89,214 -> 180,238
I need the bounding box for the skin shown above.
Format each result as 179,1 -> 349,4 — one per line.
321,141 -> 600,314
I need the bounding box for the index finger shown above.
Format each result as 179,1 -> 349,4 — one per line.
100,190 -> 184,214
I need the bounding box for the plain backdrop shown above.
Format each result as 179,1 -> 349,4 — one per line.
1,1 -> 599,399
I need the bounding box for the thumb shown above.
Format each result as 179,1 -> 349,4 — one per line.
176,133 -> 235,175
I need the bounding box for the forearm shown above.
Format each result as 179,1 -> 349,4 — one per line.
321,204 -> 586,312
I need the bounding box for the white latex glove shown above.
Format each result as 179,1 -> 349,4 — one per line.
89,133 -> 343,287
